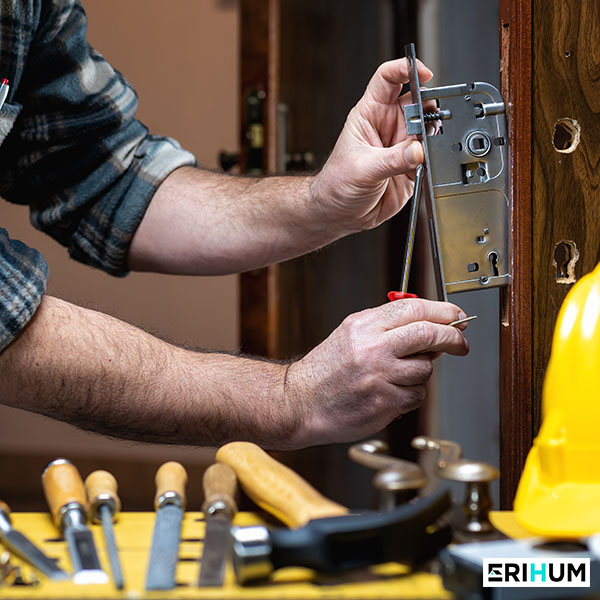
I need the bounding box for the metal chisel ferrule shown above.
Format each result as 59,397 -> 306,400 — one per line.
156,491 -> 184,509
88,494 -> 118,524
61,504 -> 88,530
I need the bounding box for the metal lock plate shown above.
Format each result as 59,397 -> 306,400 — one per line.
404,44 -> 510,301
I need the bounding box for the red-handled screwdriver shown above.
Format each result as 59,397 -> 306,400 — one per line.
388,163 -> 424,302
388,291 -> 418,301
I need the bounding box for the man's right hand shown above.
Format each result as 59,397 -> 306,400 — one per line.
0,296 -> 467,452
285,299 -> 469,448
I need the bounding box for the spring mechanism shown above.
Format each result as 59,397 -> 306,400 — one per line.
423,109 -> 452,122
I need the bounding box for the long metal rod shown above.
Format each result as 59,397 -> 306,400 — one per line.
400,164 -> 424,294
405,43 -> 448,302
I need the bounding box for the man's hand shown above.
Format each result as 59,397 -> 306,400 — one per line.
285,299 -> 468,447
2,296 -> 466,450
311,58 -> 433,233
130,58 -> 434,277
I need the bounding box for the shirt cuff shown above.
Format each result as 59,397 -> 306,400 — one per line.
69,135 -> 197,277
0,228 -> 49,352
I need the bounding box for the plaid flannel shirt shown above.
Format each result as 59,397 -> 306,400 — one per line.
0,0 -> 196,352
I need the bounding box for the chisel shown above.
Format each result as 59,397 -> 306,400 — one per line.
145,461 -> 187,591
85,470 -> 124,590
198,463 -> 237,586
0,500 -> 69,581
41,459 -> 109,585
217,442 -> 451,584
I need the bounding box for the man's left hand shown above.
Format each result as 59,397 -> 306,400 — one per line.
311,58 -> 433,233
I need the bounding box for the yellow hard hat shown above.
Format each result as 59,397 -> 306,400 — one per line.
514,261 -> 600,537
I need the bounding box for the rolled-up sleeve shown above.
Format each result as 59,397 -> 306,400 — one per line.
0,228 -> 48,352
0,0 -> 197,276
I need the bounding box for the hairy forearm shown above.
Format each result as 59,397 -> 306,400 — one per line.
0,296 -> 302,449
129,58 -> 434,276
128,167 -> 339,275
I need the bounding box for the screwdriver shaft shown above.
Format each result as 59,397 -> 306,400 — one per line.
400,164 -> 424,294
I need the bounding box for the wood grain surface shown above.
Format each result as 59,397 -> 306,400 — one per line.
498,0 -> 600,508
532,0 -> 600,433
498,0 -> 533,509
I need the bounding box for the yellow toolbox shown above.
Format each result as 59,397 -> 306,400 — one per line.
2,511 -> 451,599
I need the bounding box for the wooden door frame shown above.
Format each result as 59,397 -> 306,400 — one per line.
498,0 -> 533,508
238,0 -> 538,508
239,0 -> 281,358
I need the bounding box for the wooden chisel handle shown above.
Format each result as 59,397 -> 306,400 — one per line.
202,463 -> 237,516
85,470 -> 121,524
154,461 -> 187,510
42,459 -> 87,528
216,442 -> 348,528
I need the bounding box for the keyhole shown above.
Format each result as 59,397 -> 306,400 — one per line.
488,251 -> 499,277
553,240 -> 579,284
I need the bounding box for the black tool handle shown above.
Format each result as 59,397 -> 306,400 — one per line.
269,488 -> 451,572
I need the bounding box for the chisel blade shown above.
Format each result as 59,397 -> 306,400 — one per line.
198,514 -> 231,586
65,528 -> 108,585
145,504 -> 184,590
0,529 -> 69,581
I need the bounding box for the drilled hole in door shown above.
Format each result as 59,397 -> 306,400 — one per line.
552,119 -> 581,153
553,240 -> 579,284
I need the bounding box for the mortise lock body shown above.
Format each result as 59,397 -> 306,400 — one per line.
404,44 -> 510,301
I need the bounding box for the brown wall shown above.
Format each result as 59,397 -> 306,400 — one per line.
0,1 -> 239,466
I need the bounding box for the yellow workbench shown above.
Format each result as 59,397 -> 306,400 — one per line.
1,512 -> 453,600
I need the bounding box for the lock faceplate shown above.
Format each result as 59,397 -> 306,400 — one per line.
404,44 -> 510,301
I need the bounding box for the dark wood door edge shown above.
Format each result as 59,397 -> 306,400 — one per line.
239,0 -> 281,358
499,0 -> 533,509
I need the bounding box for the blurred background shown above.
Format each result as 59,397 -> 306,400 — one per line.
1,0 -> 239,508
0,0 -> 501,511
